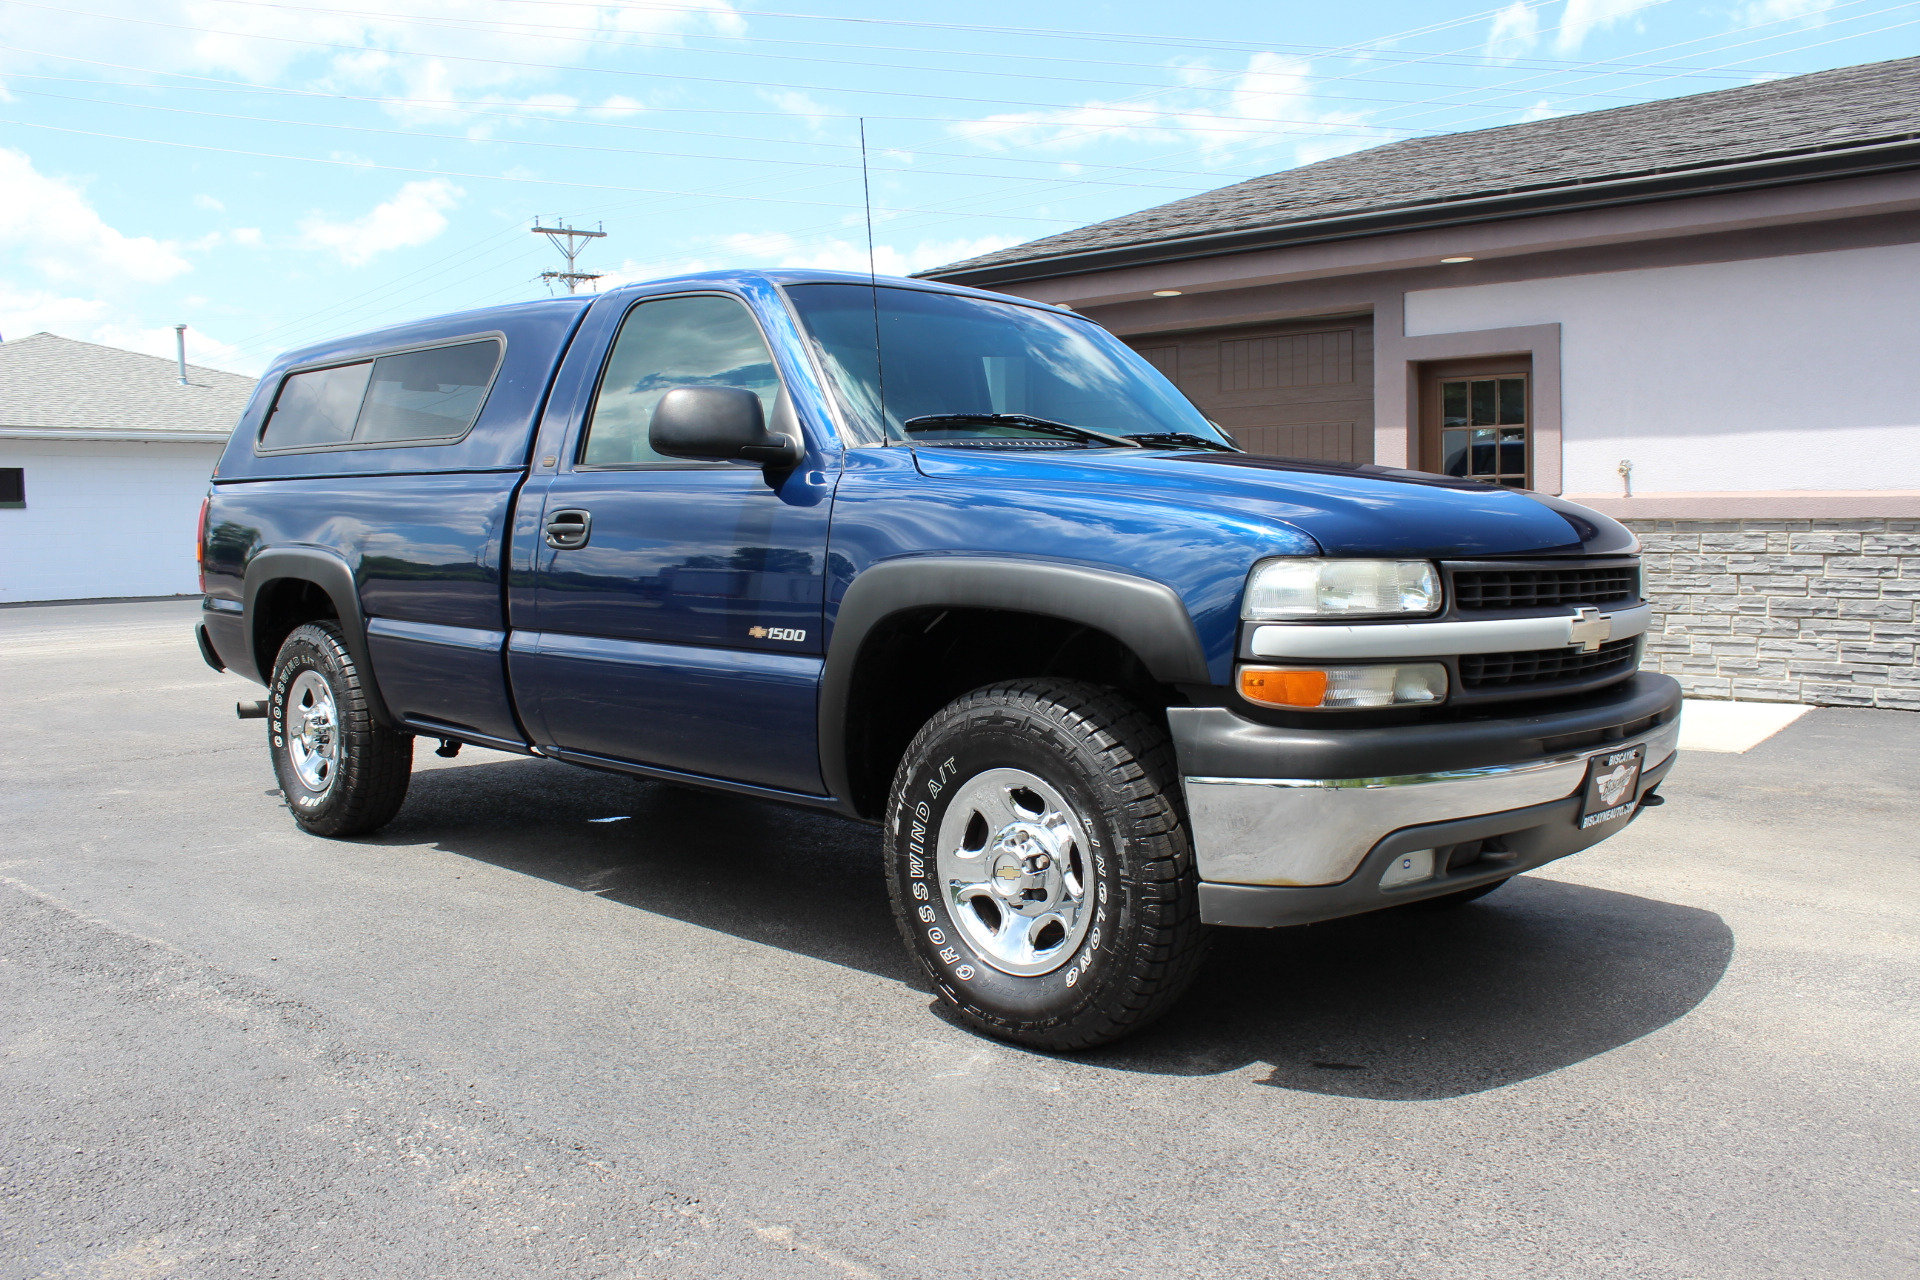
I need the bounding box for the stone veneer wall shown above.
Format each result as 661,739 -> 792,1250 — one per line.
1627,517 -> 1920,709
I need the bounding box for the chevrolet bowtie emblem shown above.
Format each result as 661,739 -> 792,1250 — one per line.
1568,606 -> 1612,652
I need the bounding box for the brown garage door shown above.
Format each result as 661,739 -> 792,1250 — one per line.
1126,315 -> 1373,462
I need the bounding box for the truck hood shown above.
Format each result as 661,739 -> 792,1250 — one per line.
912,448 -> 1635,558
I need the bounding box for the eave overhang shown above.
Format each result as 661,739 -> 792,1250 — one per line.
923,134 -> 1920,288
0,426 -> 230,443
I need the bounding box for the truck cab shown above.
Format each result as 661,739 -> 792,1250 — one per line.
199,269 -> 1678,1050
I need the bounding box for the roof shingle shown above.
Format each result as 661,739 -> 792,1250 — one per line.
0,332 -> 257,437
925,55 -> 1920,280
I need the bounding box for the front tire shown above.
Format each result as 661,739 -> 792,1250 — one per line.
268,622 -> 413,837
885,680 -> 1206,1051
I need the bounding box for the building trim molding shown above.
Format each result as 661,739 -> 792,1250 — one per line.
1567,491 -> 1920,519
932,144 -> 1920,290
0,427 -> 229,443
1374,321 -> 1563,491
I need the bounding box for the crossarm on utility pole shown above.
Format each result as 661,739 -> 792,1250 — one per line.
531,219 -> 609,295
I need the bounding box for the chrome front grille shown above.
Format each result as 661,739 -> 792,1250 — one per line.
1460,637 -> 1640,689
1452,565 -> 1639,610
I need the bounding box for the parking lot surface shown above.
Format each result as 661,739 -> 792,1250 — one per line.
3,598 -> 1916,1278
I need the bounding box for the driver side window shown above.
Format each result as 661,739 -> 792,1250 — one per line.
580,294 -> 782,467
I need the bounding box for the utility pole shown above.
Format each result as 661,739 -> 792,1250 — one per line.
531,217 -> 607,294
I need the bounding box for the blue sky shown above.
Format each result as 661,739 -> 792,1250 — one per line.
2,0 -> 1916,374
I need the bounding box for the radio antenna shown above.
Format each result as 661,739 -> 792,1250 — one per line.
859,118 -> 889,440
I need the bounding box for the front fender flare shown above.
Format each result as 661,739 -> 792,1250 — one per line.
242,546 -> 397,728
817,555 -> 1211,810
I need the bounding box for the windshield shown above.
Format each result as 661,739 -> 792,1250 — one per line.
783,283 -> 1230,447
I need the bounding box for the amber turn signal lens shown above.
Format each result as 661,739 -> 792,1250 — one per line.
1240,667 -> 1329,708
1238,662 -> 1449,709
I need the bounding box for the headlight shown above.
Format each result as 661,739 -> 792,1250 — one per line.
1243,558 -> 1441,620
1240,663 -> 1448,710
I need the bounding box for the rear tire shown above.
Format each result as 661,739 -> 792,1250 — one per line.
268,622 -> 413,837
885,679 -> 1206,1051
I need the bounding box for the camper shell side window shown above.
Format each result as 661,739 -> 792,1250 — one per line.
256,335 -> 506,455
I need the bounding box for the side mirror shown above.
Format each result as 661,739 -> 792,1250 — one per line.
649,386 -> 801,468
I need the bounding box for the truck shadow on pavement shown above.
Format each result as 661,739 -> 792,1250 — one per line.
382,755 -> 1733,1102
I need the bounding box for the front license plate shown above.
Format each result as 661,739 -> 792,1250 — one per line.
1578,744 -> 1645,829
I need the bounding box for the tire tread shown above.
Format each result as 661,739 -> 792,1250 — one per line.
272,622 -> 412,838
886,678 -> 1208,1051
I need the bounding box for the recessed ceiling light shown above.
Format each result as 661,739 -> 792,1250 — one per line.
1152,289 -> 1183,297
1440,256 -> 1475,264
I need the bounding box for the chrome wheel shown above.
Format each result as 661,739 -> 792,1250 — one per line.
285,669 -> 340,795
936,767 -> 1096,977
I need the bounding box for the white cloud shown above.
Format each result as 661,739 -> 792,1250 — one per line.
184,226 -> 266,252
762,89 -> 837,134
511,94 -> 580,115
1485,2 -> 1542,61
0,0 -> 745,127
949,53 -> 1383,169
91,320 -> 247,371
0,285 -> 249,372
299,179 -> 462,267
0,149 -> 190,285
1555,0 -> 1650,54
193,193 -> 225,212
0,287 -> 109,342
1735,0 -> 1837,26
588,96 -> 649,120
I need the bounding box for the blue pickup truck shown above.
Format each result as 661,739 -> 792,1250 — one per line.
197,269 -> 1679,1049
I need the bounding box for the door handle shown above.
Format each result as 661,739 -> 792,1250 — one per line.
544,509 -> 592,549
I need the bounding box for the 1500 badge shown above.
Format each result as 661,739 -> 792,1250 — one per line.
748,626 -> 806,642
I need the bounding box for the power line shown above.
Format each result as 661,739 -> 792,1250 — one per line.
1364,0 -> 1914,135
17,0 -> 1913,363
2,2 -> 1481,135
172,0 -> 1739,108
0,117 -> 1114,223
218,228 -> 543,357
223,0 -> 1772,79
799,0 -> 1914,258
0,70 -> 1292,182
173,0 -> 1735,77
0,87 -> 1256,191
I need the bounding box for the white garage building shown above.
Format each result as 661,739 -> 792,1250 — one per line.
0,333 -> 255,603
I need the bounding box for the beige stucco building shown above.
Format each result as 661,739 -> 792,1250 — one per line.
925,57 -> 1920,708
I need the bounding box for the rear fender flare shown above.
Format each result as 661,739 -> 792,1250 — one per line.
242,547 -> 397,728
818,555 -> 1210,809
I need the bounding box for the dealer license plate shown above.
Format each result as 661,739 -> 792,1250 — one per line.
1578,744 -> 1645,829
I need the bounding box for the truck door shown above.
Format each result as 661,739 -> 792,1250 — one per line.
509,290 -> 832,796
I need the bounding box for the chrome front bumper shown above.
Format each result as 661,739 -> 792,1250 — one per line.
1164,673 -> 1685,926
1185,714 -> 1679,888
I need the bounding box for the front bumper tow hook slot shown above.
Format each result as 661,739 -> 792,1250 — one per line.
236,700 -> 269,720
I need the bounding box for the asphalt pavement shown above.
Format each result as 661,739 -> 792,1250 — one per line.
2,598 -> 1915,1279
